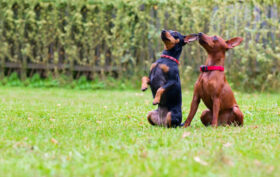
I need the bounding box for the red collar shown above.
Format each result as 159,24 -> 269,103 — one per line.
200,65 -> 224,72
160,55 -> 179,65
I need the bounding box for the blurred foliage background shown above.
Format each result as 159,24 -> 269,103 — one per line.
0,0 -> 279,91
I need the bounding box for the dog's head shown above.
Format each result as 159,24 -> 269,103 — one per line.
198,32 -> 243,54
161,30 -> 198,51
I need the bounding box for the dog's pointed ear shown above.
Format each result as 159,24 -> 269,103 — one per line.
226,37 -> 243,49
184,34 -> 198,44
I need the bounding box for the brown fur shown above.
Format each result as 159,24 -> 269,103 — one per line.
183,33 -> 244,127
159,64 -> 169,73
150,63 -> 157,71
153,87 -> 165,105
141,76 -> 150,91
163,31 -> 180,50
147,107 -> 172,127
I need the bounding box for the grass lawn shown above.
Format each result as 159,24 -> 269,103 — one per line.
0,87 -> 279,177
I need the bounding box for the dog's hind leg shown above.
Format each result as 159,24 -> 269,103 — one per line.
147,107 -> 171,127
200,109 -> 212,126
141,76 -> 150,91
200,109 -> 233,126
232,106 -> 244,126
200,108 -> 243,126
168,108 -> 182,127
147,110 -> 158,126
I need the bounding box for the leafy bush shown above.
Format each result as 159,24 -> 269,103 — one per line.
0,0 -> 279,91
0,72 -> 135,90
6,72 -> 22,87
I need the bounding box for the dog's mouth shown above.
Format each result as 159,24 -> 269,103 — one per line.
198,32 -> 208,45
199,38 -> 206,45
199,38 -> 215,48
198,33 -> 215,48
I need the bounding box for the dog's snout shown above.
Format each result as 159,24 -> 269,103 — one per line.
198,32 -> 203,37
161,30 -> 168,40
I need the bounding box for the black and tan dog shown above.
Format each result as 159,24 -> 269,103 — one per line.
141,30 -> 197,127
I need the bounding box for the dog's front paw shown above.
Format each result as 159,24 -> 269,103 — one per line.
141,87 -> 148,92
141,77 -> 150,92
152,99 -> 159,105
183,121 -> 191,128
211,123 -> 218,128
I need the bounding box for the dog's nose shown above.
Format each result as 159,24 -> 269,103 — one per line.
198,32 -> 203,37
161,30 -> 166,34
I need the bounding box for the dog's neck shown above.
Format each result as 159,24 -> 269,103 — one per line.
162,47 -> 182,60
205,52 -> 225,66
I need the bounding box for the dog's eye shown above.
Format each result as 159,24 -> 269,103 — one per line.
213,36 -> 218,41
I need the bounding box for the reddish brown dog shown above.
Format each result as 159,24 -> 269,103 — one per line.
183,33 -> 244,127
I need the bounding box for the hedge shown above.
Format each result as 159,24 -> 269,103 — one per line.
0,0 -> 279,91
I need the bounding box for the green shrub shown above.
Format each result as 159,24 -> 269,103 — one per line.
0,0 -> 279,91
6,73 -> 22,87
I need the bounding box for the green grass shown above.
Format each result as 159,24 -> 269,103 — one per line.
0,87 -> 279,177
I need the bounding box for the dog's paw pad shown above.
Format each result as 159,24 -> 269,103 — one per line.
141,87 -> 148,91
152,101 -> 159,105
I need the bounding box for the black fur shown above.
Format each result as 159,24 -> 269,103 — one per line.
148,30 -> 188,127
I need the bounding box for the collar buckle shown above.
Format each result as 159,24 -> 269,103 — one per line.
200,65 -> 208,72
200,65 -> 224,72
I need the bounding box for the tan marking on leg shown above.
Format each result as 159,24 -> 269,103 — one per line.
159,64 -> 169,73
147,111 -> 156,125
147,110 -> 161,126
165,112 -> 172,128
153,87 -> 165,105
141,76 -> 150,91
150,63 -> 157,71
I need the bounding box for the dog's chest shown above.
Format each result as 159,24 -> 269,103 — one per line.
198,73 -> 225,106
